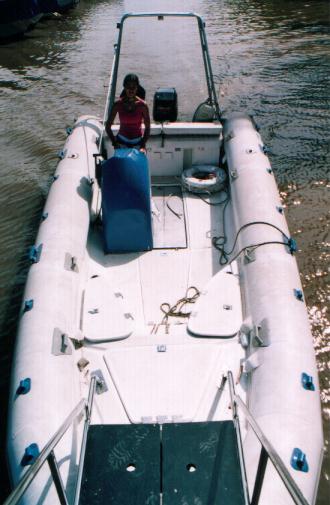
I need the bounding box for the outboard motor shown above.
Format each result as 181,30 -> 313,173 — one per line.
153,88 -> 178,122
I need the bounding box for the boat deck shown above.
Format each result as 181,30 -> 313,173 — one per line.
79,179 -> 245,425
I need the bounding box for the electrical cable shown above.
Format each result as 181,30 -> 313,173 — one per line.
212,221 -> 291,265
166,194 -> 183,219
226,240 -> 291,266
196,188 -> 229,206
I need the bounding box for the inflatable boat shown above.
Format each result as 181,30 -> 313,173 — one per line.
0,0 -> 79,40
0,0 -> 42,40
5,12 -> 323,505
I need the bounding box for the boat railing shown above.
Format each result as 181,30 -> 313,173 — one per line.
104,11 -> 221,125
225,371 -> 310,505
3,376 -> 97,505
4,371 -> 310,505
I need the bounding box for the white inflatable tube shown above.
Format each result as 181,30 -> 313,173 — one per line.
7,116 -> 103,504
223,115 -> 323,505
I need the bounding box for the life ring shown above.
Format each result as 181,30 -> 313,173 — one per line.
181,165 -> 227,194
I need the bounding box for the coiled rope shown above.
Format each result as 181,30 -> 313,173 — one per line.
160,286 -> 200,324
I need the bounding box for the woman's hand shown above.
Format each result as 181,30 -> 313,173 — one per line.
139,146 -> 147,154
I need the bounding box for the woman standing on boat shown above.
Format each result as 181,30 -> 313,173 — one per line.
106,74 -> 150,153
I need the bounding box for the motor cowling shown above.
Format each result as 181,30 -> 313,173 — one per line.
153,88 -> 178,122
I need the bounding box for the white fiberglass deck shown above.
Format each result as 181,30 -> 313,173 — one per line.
81,181 -> 245,425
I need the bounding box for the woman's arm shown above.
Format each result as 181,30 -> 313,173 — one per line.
140,104 -> 151,150
105,103 -> 119,147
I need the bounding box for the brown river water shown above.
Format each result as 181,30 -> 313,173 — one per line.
0,0 -> 329,502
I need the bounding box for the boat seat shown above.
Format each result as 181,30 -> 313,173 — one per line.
188,269 -> 242,338
82,275 -> 134,342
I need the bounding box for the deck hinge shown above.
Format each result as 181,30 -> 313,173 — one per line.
244,247 -> 256,264
238,317 -> 253,349
241,352 -> 261,373
156,415 -> 168,424
251,324 -> 269,347
77,357 -> 89,372
64,253 -> 79,272
52,328 -> 72,356
141,416 -> 153,423
91,369 -> 108,394
238,330 -> 250,349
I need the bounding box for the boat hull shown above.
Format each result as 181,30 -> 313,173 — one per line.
39,0 -> 79,14
6,114 -> 323,504
0,0 -> 42,39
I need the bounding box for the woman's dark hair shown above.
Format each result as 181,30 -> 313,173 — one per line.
123,73 -> 139,87
120,73 -> 146,100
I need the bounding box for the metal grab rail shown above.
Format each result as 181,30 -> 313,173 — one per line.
226,371 -> 310,505
4,376 -> 97,505
5,371 -> 310,505
73,375 -> 97,505
226,374 -> 250,505
106,12 -> 222,121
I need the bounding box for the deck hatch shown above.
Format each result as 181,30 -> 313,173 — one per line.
188,270 -> 243,337
79,424 -> 160,505
79,422 -> 245,504
83,276 -> 134,342
162,421 -> 245,504
151,185 -> 187,249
